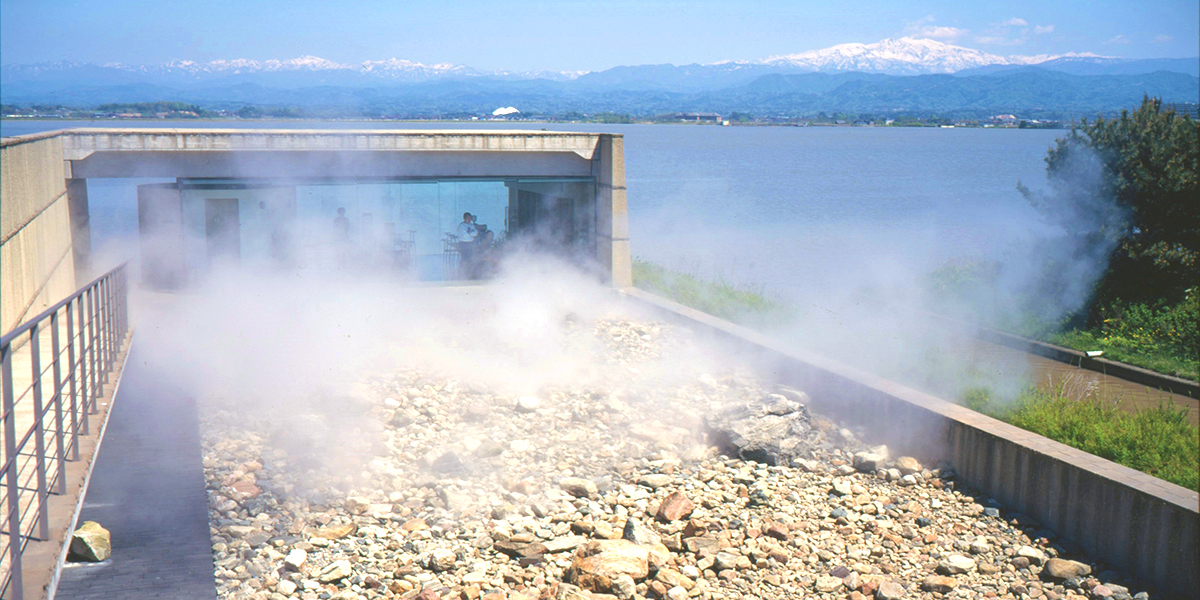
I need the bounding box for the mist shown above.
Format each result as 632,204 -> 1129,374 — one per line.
629,135 -> 1123,407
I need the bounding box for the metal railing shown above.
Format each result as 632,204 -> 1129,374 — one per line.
0,264 -> 129,599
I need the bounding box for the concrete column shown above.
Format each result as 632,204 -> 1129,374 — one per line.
66,179 -> 91,284
137,184 -> 187,289
596,134 -> 631,287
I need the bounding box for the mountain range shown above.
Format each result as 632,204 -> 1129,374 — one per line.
3,38 -> 1197,117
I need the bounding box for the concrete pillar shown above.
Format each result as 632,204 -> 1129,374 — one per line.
137,184 -> 187,289
66,179 -> 91,284
596,134 -> 631,287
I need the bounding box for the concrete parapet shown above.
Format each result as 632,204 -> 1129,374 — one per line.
623,287 -> 1198,600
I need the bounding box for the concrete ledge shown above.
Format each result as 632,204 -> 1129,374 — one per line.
621,287 -> 1198,600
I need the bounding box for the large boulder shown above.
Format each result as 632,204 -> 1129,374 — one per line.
69,521 -> 111,562
704,391 -> 815,465
565,540 -> 651,593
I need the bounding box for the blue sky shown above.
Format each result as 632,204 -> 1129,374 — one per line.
2,0 -> 1196,70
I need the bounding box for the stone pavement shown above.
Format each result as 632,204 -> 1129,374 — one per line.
55,343 -> 216,599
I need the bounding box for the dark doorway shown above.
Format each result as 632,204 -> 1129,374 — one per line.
205,198 -> 240,263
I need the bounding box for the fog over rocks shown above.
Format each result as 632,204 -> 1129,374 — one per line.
200,317 -> 1150,600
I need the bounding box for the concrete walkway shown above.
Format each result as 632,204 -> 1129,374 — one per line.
55,344 -> 216,599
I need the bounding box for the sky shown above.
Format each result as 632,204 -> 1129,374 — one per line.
2,0 -> 1197,71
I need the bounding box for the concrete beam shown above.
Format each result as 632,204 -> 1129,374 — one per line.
68,150 -> 594,180
56,129 -> 603,161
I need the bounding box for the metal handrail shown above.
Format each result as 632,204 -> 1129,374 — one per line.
1,263 -> 130,600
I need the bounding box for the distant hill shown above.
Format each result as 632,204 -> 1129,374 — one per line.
3,38 -> 1196,117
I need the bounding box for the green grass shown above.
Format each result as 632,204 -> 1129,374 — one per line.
961,385 -> 1199,490
1047,295 -> 1199,381
631,259 -> 785,323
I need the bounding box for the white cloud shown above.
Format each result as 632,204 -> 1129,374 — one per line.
1033,25 -> 1055,35
903,16 -> 968,41
921,26 -> 969,41
1001,18 -> 1029,26
1106,35 -> 1130,45
1153,34 -> 1173,43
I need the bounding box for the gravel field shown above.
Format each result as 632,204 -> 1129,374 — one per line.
200,317 -> 1152,600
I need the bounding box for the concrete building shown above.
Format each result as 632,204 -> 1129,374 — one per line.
1,128 -> 630,330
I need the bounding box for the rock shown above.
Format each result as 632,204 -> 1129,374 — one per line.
938,554 -> 976,575
428,548 -> 457,572
318,560 -> 352,583
317,523 -> 357,539
894,456 -> 922,475
68,521 -> 111,562
516,396 -> 541,413
344,496 -> 371,515
277,580 -> 298,595
764,524 -> 790,541
543,536 -> 587,554
244,531 -> 271,547
494,540 -> 549,559
714,552 -> 751,571
1044,558 -> 1093,580
705,398 -> 813,465
560,477 -> 598,499
284,548 -> 307,570
969,538 -> 991,554
656,569 -> 696,591
877,582 -> 905,600
831,478 -> 854,496
1017,545 -> 1047,565
474,440 -> 505,457
655,491 -> 695,522
637,474 -> 673,489
922,576 -> 957,593
854,451 -> 886,472
1092,586 -> 1113,598
816,575 -> 844,592
611,574 -> 636,600
430,451 -> 466,473
566,540 -> 651,593
622,519 -> 661,546
666,586 -> 689,600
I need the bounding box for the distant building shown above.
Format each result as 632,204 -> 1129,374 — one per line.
673,112 -> 722,123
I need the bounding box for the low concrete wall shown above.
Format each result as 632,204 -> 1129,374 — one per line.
1,136 -> 77,332
623,288 -> 1198,600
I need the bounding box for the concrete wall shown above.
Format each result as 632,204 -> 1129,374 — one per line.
624,288 -> 1198,600
595,135 -> 631,287
1,136 -> 77,332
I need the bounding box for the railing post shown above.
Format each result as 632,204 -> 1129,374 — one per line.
106,276 -> 116,374
66,301 -> 79,462
2,338 -> 24,599
51,310 -> 66,495
30,325 -> 50,541
86,288 -> 97,418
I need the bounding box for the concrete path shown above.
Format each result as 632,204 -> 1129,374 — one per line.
55,344 -> 216,599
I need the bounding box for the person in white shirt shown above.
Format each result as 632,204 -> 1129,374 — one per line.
456,212 -> 477,242
456,212 -> 478,277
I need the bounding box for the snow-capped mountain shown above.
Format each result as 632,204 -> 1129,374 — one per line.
754,37 -> 1103,75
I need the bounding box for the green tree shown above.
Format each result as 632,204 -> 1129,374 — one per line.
1020,96 -> 1199,321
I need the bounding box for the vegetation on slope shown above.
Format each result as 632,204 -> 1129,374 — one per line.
962,385 -> 1199,490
